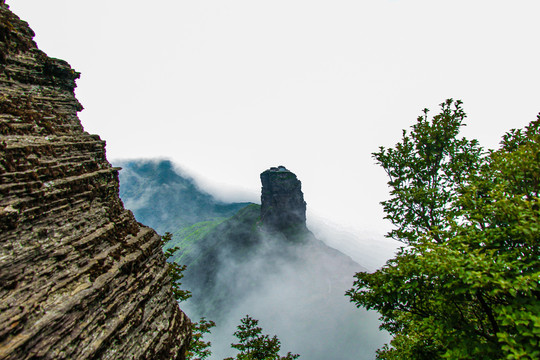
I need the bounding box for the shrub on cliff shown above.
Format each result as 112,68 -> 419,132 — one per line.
347,100 -> 540,359
162,232 -> 192,302
186,317 -> 216,360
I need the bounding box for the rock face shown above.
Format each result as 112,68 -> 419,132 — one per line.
260,166 -> 307,233
0,4 -> 190,360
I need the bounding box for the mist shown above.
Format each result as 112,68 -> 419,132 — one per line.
308,218 -> 402,273
182,228 -> 395,360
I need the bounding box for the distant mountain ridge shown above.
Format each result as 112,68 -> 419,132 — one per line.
114,159 -> 252,234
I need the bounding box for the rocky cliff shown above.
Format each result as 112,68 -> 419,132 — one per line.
260,166 -> 307,234
0,4 -> 190,359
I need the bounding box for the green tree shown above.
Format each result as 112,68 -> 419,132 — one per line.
186,317 -> 216,360
347,102 -> 540,359
162,233 -> 216,360
161,232 -> 192,302
372,99 -> 483,244
225,315 -> 299,360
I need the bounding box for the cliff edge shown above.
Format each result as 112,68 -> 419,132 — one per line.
0,3 -> 190,359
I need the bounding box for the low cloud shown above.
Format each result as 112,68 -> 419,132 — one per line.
184,228 -> 394,360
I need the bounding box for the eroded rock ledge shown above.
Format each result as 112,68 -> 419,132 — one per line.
0,3 -> 190,359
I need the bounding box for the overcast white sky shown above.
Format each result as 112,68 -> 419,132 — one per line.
8,0 -> 540,238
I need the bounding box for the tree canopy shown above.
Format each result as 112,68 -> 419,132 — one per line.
186,317 -> 216,360
225,315 -> 299,360
347,100 -> 540,359
161,232 -> 192,302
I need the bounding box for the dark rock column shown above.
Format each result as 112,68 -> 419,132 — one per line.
260,166 -> 307,234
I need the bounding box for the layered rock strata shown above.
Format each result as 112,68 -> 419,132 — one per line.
0,4 -> 190,360
260,166 -> 307,233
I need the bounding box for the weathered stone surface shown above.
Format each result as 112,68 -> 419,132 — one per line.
260,166 -> 307,233
0,3 -> 190,359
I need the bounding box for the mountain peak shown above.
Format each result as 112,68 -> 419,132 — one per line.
260,166 -> 307,233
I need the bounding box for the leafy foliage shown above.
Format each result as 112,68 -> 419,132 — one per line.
372,99 -> 483,244
162,233 -> 217,360
161,232 -> 192,302
225,315 -> 300,360
187,317 -> 216,360
347,102 -> 540,359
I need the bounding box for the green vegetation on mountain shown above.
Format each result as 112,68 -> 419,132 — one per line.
167,203 -> 263,260
167,203 -> 269,318
164,203 -> 306,359
347,100 -> 540,359
166,218 -> 229,265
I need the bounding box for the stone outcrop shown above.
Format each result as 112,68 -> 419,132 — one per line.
260,166 -> 307,233
0,4 -> 190,360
